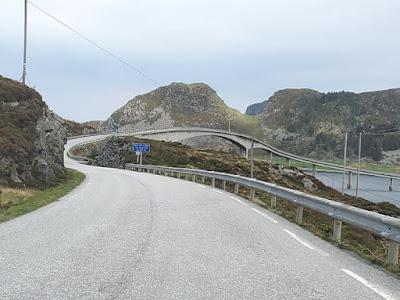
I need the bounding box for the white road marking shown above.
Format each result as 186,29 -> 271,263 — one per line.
230,196 -> 248,206
212,190 -> 224,194
284,229 -> 328,256
341,269 -> 397,300
251,208 -> 279,224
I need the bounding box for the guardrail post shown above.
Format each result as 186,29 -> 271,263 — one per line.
295,206 -> 303,224
287,158 -> 291,167
185,174 -> 189,180
202,176 -> 205,184
234,183 -> 239,195
333,220 -> 342,242
177,172 -> 181,179
312,164 -> 317,177
388,241 -> 399,265
192,175 -> 196,182
222,180 -> 226,191
347,171 -> 352,189
211,178 -> 216,187
389,178 -> 394,191
250,188 -> 255,201
271,195 -> 277,208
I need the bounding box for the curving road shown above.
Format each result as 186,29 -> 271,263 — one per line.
0,136 -> 399,299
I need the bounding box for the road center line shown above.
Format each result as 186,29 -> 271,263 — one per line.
341,269 -> 396,300
230,196 -> 248,206
251,208 -> 279,223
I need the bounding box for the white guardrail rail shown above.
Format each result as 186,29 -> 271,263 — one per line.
67,133 -> 400,265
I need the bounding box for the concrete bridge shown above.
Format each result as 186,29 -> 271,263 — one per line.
116,127 -> 400,191
130,127 -> 272,159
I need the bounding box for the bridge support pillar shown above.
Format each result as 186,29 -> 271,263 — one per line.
296,206 -> 304,224
389,178 -> 394,191
222,180 -> 226,191
250,188 -> 255,201
271,195 -> 277,208
312,164 -> 317,177
388,241 -> 399,266
333,220 -> 342,242
347,171 -> 352,189
234,183 -> 239,195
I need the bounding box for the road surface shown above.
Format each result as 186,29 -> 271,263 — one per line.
0,136 -> 399,299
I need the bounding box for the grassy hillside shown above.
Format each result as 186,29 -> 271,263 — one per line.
259,88 -> 400,161
108,82 -> 264,138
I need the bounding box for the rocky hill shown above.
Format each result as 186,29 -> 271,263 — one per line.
57,117 -> 101,137
0,76 -> 67,187
103,82 -> 263,137
253,88 -> 400,160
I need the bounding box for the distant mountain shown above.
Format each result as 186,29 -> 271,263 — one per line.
56,117 -> 101,137
245,100 -> 268,115
0,76 -> 66,187
257,88 -> 400,160
103,82 -> 263,137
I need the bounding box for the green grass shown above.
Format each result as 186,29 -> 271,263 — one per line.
0,169 -> 85,223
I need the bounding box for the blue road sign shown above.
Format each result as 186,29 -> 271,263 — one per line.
132,143 -> 151,153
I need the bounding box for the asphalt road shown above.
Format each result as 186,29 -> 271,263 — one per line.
0,136 -> 399,299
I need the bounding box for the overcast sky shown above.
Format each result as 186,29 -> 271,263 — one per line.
1,0 -> 400,122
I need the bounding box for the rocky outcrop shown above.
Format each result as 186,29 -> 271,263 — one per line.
0,76 -> 67,187
245,101 -> 267,115
103,82 -> 264,137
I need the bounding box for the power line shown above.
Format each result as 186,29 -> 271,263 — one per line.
27,1 -> 163,87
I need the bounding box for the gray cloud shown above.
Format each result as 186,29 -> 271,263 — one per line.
1,0 -> 400,121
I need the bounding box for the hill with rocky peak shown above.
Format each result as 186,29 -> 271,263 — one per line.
253,88 -> 400,160
103,82 -> 263,137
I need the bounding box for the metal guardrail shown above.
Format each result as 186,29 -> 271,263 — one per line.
125,162 -> 400,265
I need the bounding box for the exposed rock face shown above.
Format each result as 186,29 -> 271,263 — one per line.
0,76 -> 67,187
245,101 -> 267,115
103,82 -> 264,137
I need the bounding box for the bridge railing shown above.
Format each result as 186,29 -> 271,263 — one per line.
125,162 -> 400,266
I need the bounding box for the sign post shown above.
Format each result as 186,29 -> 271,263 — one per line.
132,143 -> 151,165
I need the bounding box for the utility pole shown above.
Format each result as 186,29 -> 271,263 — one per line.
250,140 -> 254,178
355,132 -> 362,199
22,0 -> 28,85
341,132 -> 348,195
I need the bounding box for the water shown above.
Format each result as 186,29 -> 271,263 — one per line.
304,171 -> 400,208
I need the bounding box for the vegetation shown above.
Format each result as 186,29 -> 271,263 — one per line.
0,169 -> 85,223
258,88 -> 400,161
73,137 -> 400,276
